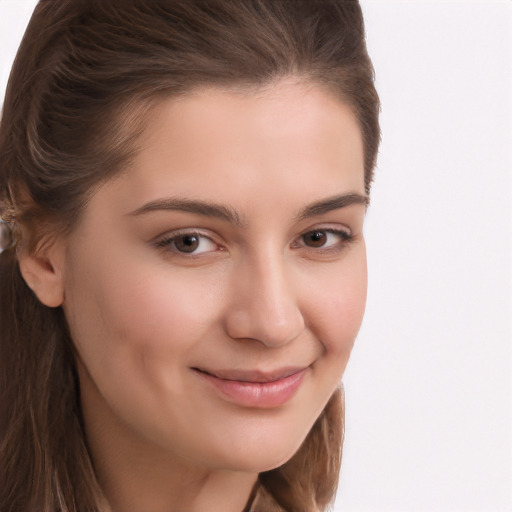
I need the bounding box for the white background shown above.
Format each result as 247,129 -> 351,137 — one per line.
1,1 -> 511,511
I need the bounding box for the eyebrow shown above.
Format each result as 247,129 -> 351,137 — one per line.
128,197 -> 244,227
128,192 -> 368,226
296,193 -> 369,221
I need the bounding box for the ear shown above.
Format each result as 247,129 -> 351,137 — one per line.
18,241 -> 66,308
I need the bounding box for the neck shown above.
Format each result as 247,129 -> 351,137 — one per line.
103,465 -> 258,512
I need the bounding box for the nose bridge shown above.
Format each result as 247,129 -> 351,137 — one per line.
224,244 -> 305,347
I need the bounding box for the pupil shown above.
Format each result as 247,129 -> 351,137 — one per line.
306,231 -> 326,247
176,235 -> 199,253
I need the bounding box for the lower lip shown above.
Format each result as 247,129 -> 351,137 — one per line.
194,368 -> 307,408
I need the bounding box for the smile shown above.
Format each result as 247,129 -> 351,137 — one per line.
192,367 -> 309,408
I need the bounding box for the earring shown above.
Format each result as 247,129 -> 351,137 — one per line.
0,219 -> 19,254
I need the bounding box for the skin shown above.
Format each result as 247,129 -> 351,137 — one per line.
21,78 -> 367,512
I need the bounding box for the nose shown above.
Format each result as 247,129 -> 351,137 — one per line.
223,253 -> 306,348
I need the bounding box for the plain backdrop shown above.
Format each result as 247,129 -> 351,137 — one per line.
1,1 -> 511,511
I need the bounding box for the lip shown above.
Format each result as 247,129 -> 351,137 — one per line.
192,366 -> 308,408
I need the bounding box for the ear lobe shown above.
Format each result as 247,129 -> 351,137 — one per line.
19,244 -> 65,308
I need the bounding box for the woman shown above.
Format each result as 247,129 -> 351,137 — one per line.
0,1 -> 380,511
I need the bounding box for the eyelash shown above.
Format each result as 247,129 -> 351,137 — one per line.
153,227 -> 353,257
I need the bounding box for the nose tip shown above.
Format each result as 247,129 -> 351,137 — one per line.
225,300 -> 305,348
265,307 -> 305,348
224,265 -> 306,348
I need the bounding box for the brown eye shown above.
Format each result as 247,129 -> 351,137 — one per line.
174,234 -> 200,253
303,231 -> 327,248
296,228 -> 352,252
155,231 -> 219,255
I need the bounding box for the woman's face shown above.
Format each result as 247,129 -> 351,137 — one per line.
61,79 -> 367,474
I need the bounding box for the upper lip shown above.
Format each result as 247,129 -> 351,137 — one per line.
192,366 -> 309,383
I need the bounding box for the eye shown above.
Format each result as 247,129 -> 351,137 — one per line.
297,228 -> 352,250
155,231 -> 219,255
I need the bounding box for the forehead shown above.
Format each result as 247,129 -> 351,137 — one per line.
96,80 -> 365,220
143,79 -> 362,156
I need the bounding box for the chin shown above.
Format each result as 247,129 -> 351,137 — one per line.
203,419 -> 314,474
216,448 -> 299,475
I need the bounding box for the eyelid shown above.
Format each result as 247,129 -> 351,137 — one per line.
153,227 -> 213,239
300,223 -> 352,238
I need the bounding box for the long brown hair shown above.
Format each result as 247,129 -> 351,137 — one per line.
0,1 -> 380,510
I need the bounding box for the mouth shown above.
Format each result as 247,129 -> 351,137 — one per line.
192,366 -> 309,408
193,366 -> 306,383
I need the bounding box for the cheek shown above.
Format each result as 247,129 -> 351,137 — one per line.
110,267 -> 229,349
63,252 -> 225,400
306,246 -> 367,356
64,255 -> 229,437
68,254 -> 218,347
